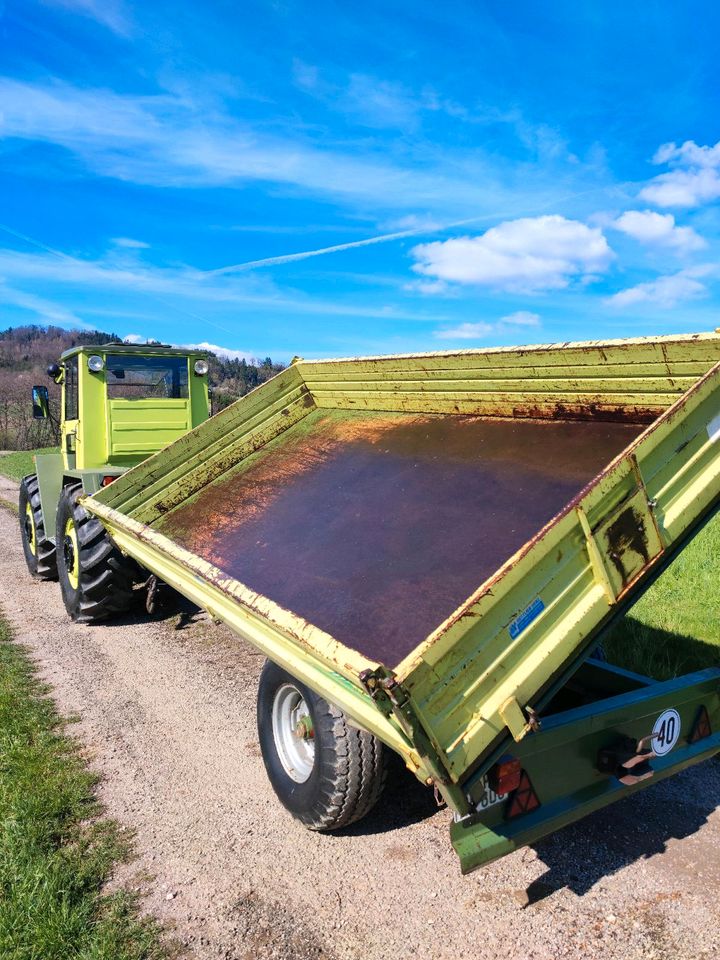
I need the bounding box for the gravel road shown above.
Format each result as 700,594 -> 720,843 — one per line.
0,497 -> 719,960
0,472 -> 20,503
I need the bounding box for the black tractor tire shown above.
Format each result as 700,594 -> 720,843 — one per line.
19,474 -> 58,580
257,659 -> 387,830
56,482 -> 139,623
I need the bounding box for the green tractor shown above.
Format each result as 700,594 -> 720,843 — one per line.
20,342 -> 210,621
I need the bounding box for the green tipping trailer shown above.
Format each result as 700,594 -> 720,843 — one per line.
82,332 -> 720,872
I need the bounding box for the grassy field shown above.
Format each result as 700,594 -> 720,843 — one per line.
0,446 -> 59,481
604,514 -> 720,679
0,616 -> 166,960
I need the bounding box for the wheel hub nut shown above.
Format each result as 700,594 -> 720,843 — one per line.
294,715 -> 314,740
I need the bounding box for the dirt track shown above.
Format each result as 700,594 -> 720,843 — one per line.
1,498 -> 719,960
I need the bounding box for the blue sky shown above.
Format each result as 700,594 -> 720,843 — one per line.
2,1 -> 720,361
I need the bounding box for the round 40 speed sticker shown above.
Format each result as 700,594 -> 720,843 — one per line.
652,708 -> 681,756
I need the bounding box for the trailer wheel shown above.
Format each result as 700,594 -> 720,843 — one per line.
19,475 -> 58,580
56,483 -> 138,623
257,660 -> 387,830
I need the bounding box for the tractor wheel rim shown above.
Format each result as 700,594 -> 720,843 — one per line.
271,683 -> 316,783
24,502 -> 36,556
63,516 -> 80,589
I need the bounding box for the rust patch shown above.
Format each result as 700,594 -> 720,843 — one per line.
509,401 -> 660,424
605,506 -> 651,588
156,411 -> 645,667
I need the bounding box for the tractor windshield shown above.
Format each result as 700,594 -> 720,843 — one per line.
106,355 -> 189,399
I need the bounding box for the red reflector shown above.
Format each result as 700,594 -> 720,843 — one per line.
488,756 -> 522,795
101,475 -> 116,487
506,771 -> 540,819
689,705 -> 712,744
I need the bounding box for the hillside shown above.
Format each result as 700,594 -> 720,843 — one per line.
0,325 -> 284,449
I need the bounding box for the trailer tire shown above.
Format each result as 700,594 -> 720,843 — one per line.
56,482 -> 139,623
257,660 -> 387,830
19,475 -> 58,580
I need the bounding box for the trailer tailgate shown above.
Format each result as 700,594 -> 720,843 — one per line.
451,666 -> 720,872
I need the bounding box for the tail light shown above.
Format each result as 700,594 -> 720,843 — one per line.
689,705 -> 712,744
488,756 -> 522,795
506,770 -> 541,819
101,475 -> 116,487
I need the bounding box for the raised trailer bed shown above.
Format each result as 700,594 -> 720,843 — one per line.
86,333 -> 720,871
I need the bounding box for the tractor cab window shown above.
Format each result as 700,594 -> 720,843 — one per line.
106,355 -> 189,399
65,356 -> 79,420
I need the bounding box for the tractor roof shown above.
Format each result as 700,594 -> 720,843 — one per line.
59,342 -> 207,361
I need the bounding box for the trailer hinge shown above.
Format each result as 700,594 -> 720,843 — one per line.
358,667 -> 471,816
499,696 -> 541,743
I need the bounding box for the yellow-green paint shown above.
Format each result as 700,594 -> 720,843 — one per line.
85,332 -> 720,793
24,502 -> 36,556
101,365 -> 310,523
81,496 -> 426,777
107,398 -> 191,459
56,344 -> 210,472
63,515 -> 80,589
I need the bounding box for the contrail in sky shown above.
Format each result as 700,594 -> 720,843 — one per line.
206,226 -> 429,276
0,221 -> 78,261
206,186 -> 607,277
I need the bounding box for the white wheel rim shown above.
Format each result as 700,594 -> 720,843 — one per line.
271,683 -> 316,783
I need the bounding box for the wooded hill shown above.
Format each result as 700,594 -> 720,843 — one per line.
0,325 -> 285,449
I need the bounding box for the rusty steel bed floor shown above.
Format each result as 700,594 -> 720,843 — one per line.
155,410 -> 647,667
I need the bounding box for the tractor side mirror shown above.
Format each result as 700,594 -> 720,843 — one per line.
32,385 -> 50,419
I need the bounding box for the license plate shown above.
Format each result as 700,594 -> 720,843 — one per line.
476,775 -> 507,811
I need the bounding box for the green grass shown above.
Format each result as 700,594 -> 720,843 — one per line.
0,447 -> 60,482
604,514 -> 720,680
0,617 -> 167,960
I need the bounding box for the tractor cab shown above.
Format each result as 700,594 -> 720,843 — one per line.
45,342 -> 210,476
22,342 -> 210,583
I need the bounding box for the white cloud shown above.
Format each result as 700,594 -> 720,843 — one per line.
0,76 -> 522,214
605,265 -> 714,308
40,0 -> 132,37
405,279 -> 450,295
500,310 -> 541,326
124,335 -> 247,358
411,216 -> 612,293
434,310 -> 541,340
294,66 -> 454,132
341,74 -> 419,131
611,210 -> 706,252
292,60 -> 322,93
434,322 -> 494,340
653,141 -> 720,168
0,282 -> 93,328
640,140 -> 720,208
112,237 -> 149,249
179,341 -> 249,361
0,246 -> 452,325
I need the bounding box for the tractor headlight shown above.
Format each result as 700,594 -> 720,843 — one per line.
193,359 -> 209,376
87,355 -> 104,372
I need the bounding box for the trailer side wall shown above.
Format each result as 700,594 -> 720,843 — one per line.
300,335 -> 718,421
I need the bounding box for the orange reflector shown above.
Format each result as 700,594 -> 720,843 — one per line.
506,771 -> 540,819
488,756 -> 522,796
101,475 -> 116,487
689,705 -> 712,744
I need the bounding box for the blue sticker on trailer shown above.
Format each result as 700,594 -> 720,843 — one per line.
509,597 -> 545,639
